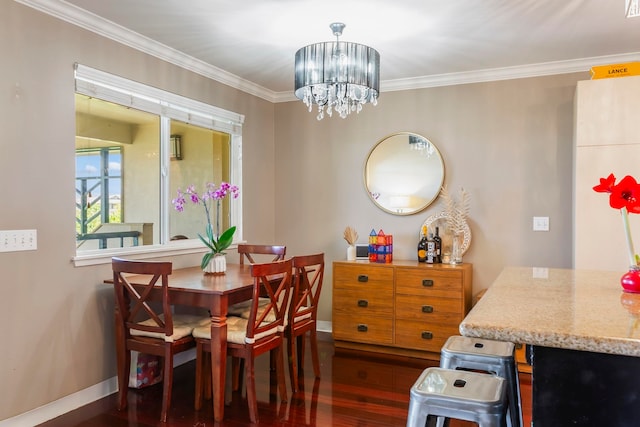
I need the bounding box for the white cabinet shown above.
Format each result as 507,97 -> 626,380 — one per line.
574,76 -> 640,270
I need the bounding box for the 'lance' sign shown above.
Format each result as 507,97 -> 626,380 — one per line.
590,62 -> 640,79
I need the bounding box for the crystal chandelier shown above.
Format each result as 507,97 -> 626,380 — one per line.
409,134 -> 435,157
294,23 -> 380,120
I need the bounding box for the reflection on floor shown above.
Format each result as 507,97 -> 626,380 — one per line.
37,334 -> 531,426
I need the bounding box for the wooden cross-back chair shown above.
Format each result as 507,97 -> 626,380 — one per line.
193,258 -> 293,423
238,244 -> 286,265
288,253 -> 325,392
111,257 -> 204,423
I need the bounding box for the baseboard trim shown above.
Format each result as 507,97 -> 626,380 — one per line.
317,320 -> 332,334
0,349 -> 197,426
0,377 -> 117,427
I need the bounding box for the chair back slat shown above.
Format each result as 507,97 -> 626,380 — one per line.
246,259 -> 293,343
112,257 -> 174,337
238,244 -> 286,265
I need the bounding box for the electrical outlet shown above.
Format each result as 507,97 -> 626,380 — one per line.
533,216 -> 549,231
0,229 -> 37,252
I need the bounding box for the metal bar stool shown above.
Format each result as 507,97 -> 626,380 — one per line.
440,335 -> 523,427
407,367 -> 507,427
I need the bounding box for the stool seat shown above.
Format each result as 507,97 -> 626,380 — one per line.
407,367 -> 507,427
440,335 -> 523,427
443,335 -> 514,358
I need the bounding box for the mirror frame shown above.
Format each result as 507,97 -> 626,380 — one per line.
363,132 -> 445,216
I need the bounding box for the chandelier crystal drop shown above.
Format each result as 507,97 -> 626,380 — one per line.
294,23 -> 380,120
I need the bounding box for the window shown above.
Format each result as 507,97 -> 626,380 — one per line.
73,64 -> 243,266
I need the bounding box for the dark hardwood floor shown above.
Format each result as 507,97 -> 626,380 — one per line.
37,334 -> 531,426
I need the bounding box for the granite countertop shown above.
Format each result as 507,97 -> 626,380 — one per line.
459,266 -> 640,357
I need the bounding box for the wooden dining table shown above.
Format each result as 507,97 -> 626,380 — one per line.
106,263 -> 256,422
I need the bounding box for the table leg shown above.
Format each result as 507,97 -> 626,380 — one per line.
211,307 -> 227,422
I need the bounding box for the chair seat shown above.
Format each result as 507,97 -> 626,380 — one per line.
228,297 -> 269,317
235,297 -> 289,324
193,316 -> 279,344
131,314 -> 210,342
291,311 -> 312,323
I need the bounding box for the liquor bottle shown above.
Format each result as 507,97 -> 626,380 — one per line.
433,226 -> 442,263
426,232 -> 436,263
417,225 -> 428,262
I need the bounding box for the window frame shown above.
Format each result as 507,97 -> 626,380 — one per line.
72,64 -> 244,267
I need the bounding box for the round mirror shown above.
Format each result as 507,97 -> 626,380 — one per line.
364,132 -> 445,215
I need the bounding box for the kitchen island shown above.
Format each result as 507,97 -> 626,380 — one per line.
460,267 -> 640,426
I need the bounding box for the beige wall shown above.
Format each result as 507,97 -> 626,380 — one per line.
1,0 -> 585,421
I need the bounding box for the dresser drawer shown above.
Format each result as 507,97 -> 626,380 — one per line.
333,313 -> 393,344
396,268 -> 462,297
395,295 -> 463,322
394,319 -> 460,352
334,263 -> 394,289
333,286 -> 393,316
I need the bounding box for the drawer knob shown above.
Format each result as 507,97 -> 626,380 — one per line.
422,279 -> 434,287
421,331 -> 433,340
421,305 -> 434,313
357,324 -> 368,332
357,299 -> 369,308
358,275 -> 369,282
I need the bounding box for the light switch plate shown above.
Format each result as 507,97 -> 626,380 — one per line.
533,267 -> 549,279
533,216 -> 549,231
0,229 -> 37,252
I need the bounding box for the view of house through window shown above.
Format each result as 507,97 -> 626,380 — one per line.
75,93 -> 233,252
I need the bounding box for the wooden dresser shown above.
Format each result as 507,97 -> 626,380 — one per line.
332,260 -> 472,360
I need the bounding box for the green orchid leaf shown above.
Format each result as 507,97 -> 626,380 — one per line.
215,226 -> 236,254
201,251 -> 214,269
198,233 -> 215,251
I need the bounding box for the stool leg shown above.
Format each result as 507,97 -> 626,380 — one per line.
505,360 -> 523,427
406,398 -> 429,427
434,414 -> 450,427
478,412 -> 507,427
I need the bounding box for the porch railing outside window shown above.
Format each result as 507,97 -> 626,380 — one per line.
76,147 -> 124,248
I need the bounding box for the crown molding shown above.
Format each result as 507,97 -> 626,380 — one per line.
15,0 -> 276,102
16,0 -> 640,104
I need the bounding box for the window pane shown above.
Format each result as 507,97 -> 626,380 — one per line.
75,94 -> 159,251
168,120 -> 232,241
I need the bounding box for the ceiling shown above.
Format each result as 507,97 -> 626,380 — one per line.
20,0 -> 640,102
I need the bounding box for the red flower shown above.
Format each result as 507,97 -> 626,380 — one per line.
594,173 -> 640,266
593,173 -> 616,193
594,174 -> 640,214
611,176 -> 640,213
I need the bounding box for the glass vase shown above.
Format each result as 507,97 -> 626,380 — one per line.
621,265 -> 640,293
450,232 -> 463,265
